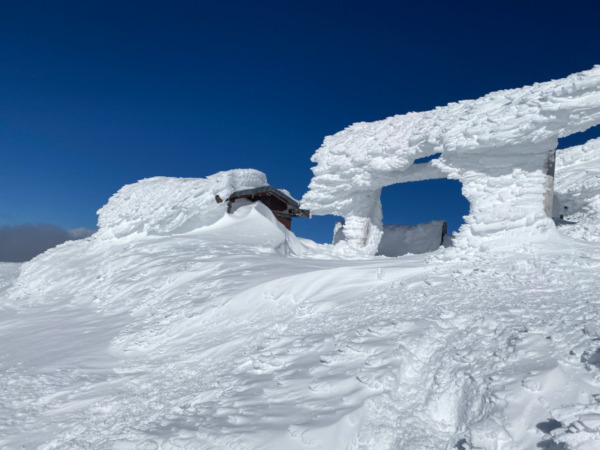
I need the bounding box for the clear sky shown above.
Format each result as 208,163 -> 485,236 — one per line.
2,0 -> 600,243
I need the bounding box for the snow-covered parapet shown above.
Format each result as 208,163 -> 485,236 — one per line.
97,169 -> 267,238
302,66 -> 600,254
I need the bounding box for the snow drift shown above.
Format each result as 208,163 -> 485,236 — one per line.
96,169 -> 267,238
302,66 -> 600,255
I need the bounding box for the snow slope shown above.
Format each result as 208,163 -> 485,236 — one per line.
2,164 -> 600,449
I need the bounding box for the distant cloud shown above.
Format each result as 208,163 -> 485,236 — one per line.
0,224 -> 96,263
67,227 -> 96,240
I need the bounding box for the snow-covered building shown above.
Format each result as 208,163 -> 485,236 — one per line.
302,66 -> 600,255
227,186 -> 310,230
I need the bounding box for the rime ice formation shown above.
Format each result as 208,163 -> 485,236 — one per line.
96,169 -> 267,238
302,66 -> 600,254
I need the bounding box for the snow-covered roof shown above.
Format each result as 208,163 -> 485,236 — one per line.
228,185 -> 309,216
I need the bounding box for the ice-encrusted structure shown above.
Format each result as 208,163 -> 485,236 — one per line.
97,169 -> 267,238
302,66 -> 600,254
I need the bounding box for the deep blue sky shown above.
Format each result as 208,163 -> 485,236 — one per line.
2,0 -> 599,243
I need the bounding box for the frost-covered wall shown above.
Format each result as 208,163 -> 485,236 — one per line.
302,66 -> 600,254
97,169 -> 267,238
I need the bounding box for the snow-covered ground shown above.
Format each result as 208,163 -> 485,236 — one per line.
1,192 -> 600,448
2,69 -> 600,449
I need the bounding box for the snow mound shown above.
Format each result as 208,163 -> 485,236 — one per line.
554,137 -> 600,242
9,195 -> 318,306
198,199 -> 315,257
97,169 -> 267,238
303,66 -> 600,254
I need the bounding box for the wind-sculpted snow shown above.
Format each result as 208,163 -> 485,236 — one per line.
2,218 -> 600,449
303,66 -> 600,254
97,169 -> 267,238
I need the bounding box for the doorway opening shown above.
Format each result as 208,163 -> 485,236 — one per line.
378,178 -> 469,256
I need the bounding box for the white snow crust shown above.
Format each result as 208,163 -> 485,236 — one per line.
302,66 -> 600,255
2,69 -> 600,449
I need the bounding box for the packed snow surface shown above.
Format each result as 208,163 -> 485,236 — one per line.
3,74 -> 600,449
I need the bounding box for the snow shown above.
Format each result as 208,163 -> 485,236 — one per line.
96,169 -> 268,238
302,66 -> 600,255
2,69 -> 600,449
3,215 -> 600,449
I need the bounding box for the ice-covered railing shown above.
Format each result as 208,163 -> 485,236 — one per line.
302,66 -> 600,254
